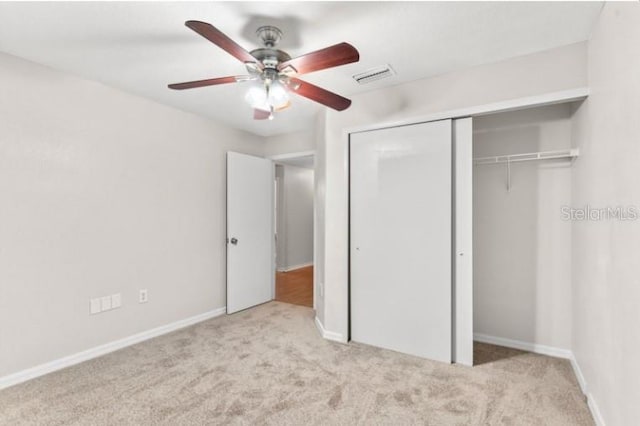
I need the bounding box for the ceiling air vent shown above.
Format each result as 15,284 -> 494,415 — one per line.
352,65 -> 396,85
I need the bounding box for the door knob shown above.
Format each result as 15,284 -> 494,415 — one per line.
230,237 -> 238,245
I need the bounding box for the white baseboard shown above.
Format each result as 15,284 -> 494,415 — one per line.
473,333 -> 572,359
474,333 -> 605,426
314,316 -> 346,343
570,354 -> 606,426
586,391 -> 606,426
569,354 -> 587,394
277,262 -> 313,273
0,306 -> 226,390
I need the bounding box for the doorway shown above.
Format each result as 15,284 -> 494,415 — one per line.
272,152 -> 315,308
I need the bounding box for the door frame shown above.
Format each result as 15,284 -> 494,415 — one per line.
268,151 -> 316,311
452,118 -> 474,366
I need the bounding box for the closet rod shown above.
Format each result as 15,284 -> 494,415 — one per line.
473,148 -> 579,165
473,148 -> 579,192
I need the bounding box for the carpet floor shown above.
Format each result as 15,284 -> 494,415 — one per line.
0,302 -> 593,425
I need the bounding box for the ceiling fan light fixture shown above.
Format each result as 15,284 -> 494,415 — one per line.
245,80 -> 290,115
245,84 -> 269,111
267,80 -> 290,109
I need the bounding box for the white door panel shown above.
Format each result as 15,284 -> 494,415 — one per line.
454,118 -> 474,366
350,120 -> 452,363
227,152 -> 274,314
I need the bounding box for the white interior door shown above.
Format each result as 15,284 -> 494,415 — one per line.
350,120 -> 452,363
227,152 -> 274,314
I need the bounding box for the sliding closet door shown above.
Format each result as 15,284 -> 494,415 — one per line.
454,117 -> 474,366
350,120 -> 452,363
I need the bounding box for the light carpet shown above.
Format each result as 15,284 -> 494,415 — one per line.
0,302 -> 593,425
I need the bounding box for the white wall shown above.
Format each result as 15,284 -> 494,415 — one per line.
275,165 -> 286,271
314,113 -> 327,321
570,4 -> 640,425
263,129 -> 315,157
473,104 -> 573,350
0,52 -> 264,377
317,42 -> 588,339
275,165 -> 314,271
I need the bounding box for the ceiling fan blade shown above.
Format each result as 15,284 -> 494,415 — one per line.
185,21 -> 261,68
288,78 -> 351,111
278,42 -> 359,75
254,109 -> 271,120
168,76 -> 251,90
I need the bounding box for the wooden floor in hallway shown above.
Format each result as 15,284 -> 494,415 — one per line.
275,265 -> 313,308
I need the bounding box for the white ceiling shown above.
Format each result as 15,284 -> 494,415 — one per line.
0,2 -> 602,137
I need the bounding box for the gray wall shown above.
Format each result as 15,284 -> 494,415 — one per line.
570,4 -> 640,425
275,165 -> 314,271
473,104 -> 573,350
0,52 -> 264,377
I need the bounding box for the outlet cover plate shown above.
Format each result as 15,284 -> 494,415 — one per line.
101,296 -> 112,311
90,298 -> 101,314
111,293 -> 122,309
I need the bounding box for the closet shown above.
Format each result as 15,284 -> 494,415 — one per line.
348,101 -> 579,365
472,103 -> 576,356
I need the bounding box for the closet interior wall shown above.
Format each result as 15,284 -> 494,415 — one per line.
472,103 -> 576,351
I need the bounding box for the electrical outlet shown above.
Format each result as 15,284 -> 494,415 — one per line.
139,289 -> 148,304
111,293 -> 122,309
90,298 -> 101,314
319,282 -> 324,297
101,296 -> 112,311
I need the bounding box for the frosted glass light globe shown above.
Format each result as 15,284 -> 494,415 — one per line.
268,81 -> 289,109
245,85 -> 269,111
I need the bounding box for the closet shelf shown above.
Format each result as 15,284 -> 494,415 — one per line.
473,148 -> 579,192
473,148 -> 579,165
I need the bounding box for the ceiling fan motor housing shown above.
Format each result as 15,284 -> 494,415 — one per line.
249,48 -> 291,70
256,25 -> 282,48
249,27 -> 287,70
248,25 -> 291,74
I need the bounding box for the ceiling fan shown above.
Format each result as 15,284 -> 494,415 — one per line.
168,21 -> 360,120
